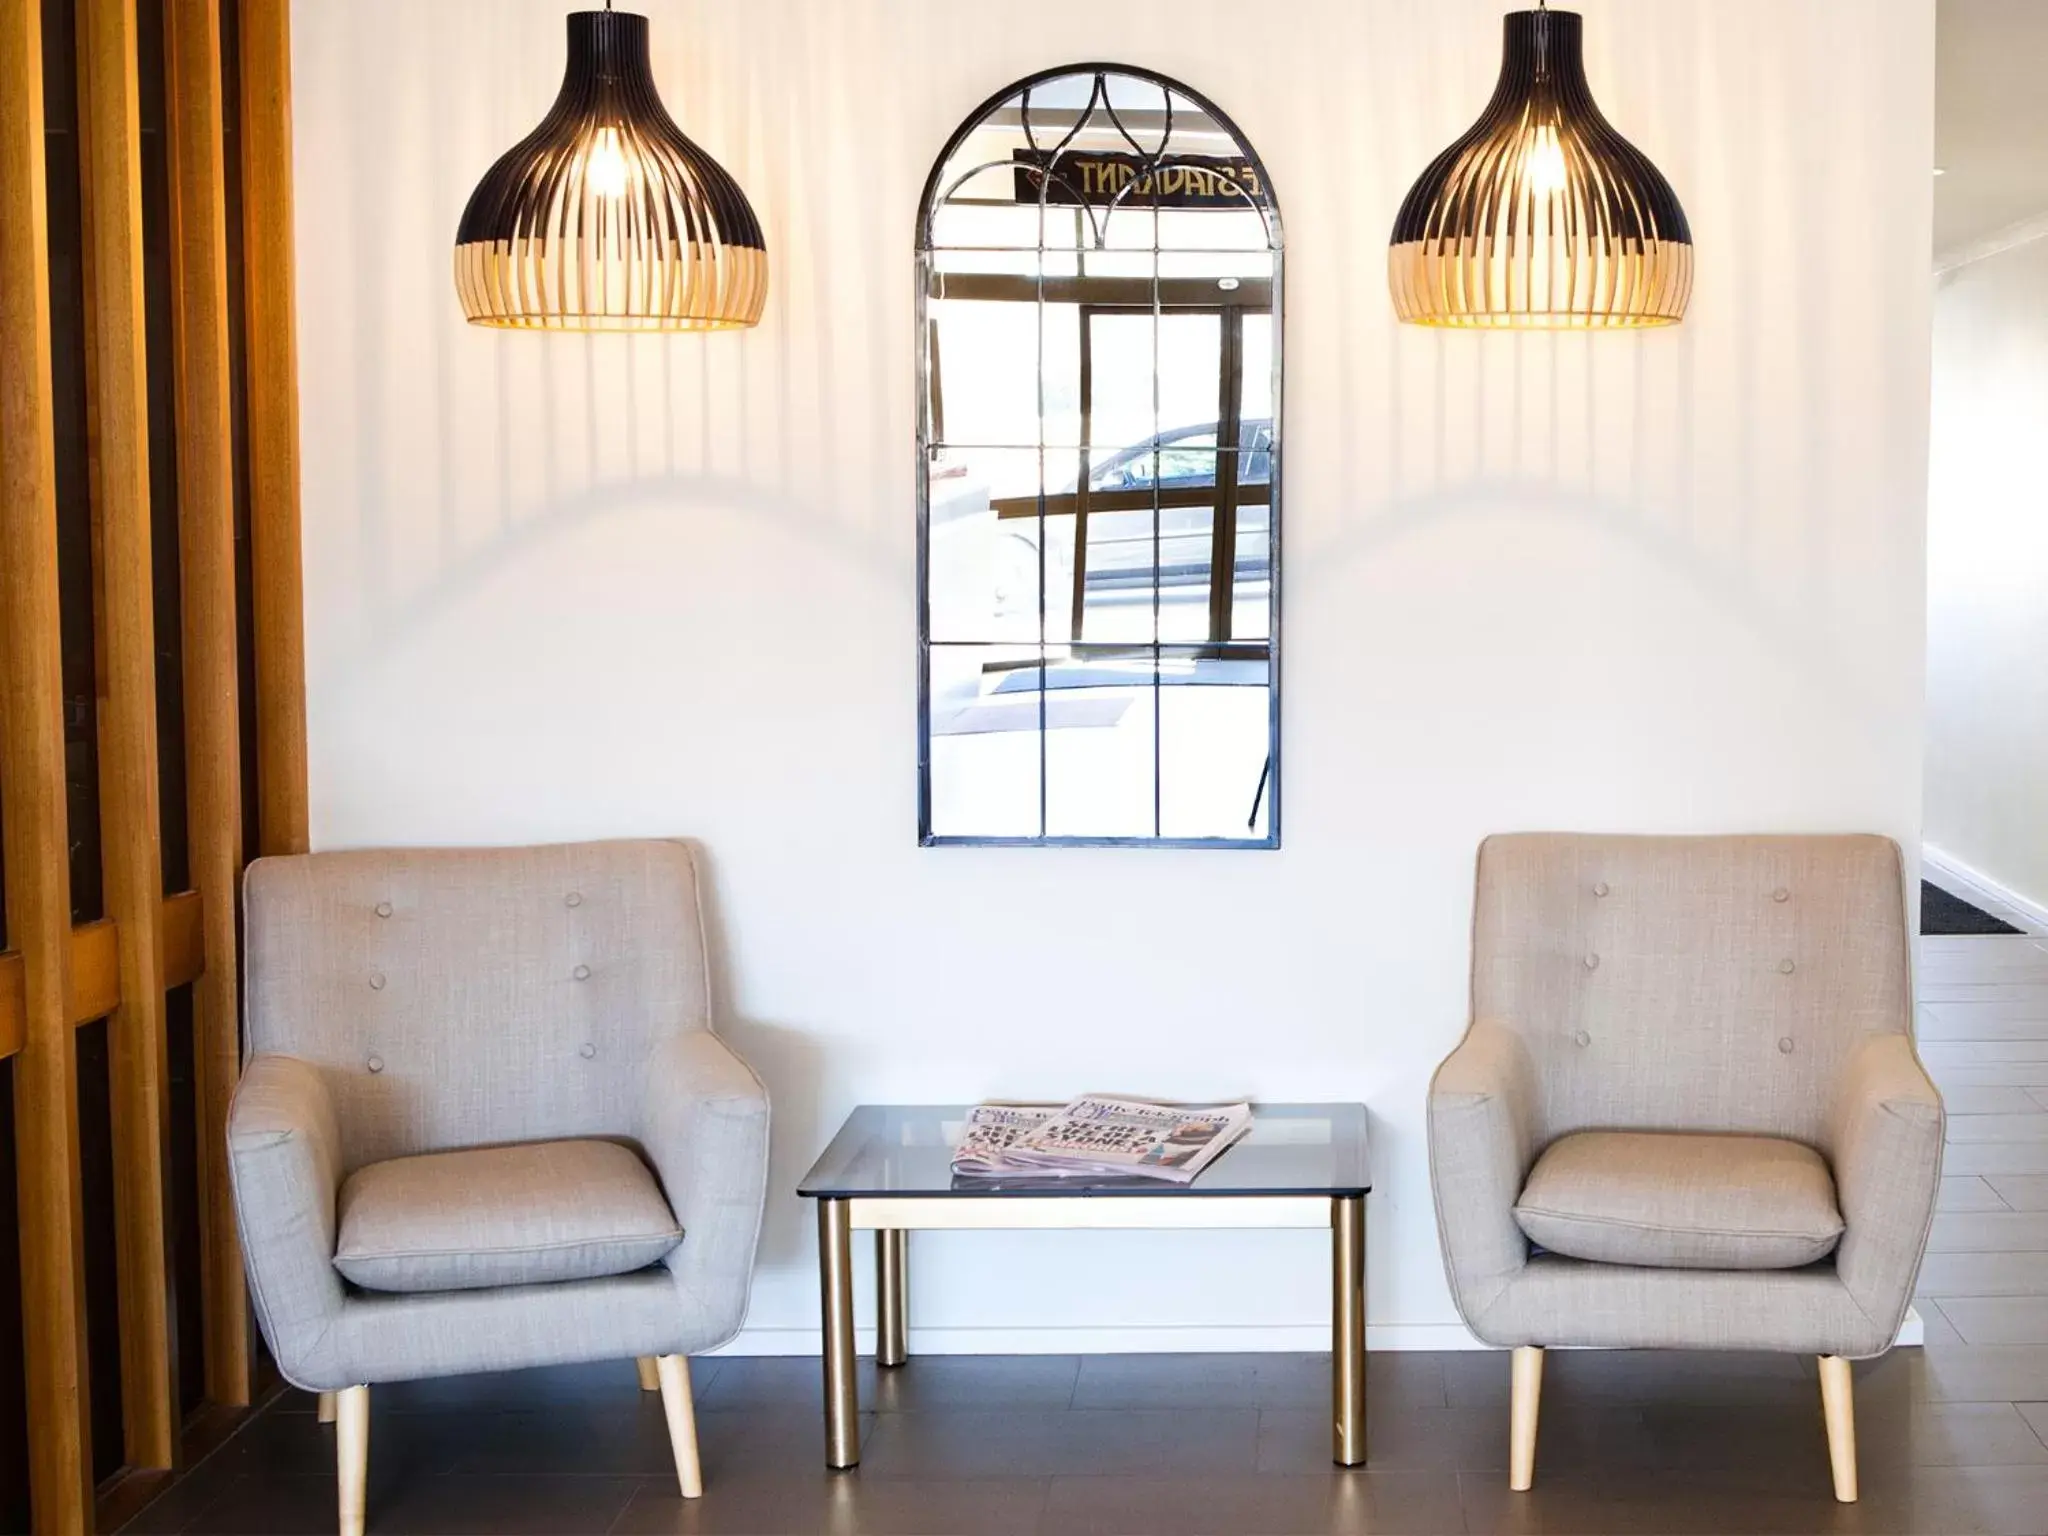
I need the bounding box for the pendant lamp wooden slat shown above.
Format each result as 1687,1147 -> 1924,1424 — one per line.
455,8 -> 766,331
1389,7 -> 1691,330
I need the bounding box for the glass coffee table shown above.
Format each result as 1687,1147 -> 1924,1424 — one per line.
796,1103 -> 1372,1469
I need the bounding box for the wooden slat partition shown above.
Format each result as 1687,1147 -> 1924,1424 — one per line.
0,0 -> 96,1526
235,0 -> 309,858
77,0 -> 178,1471
1,0 -> 308,1519
163,0 -> 252,1410
0,894 -> 207,1062
67,922 -> 122,1027
162,889 -> 204,988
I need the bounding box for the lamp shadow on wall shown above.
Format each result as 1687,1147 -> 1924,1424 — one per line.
1281,0 -> 1923,761
315,0 -> 911,700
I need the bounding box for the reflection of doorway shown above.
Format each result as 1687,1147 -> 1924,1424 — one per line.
1071,305 -> 1271,648
915,63 -> 1283,844
976,296 -> 1273,653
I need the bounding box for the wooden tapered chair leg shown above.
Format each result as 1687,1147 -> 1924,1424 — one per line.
1819,1355 -> 1858,1502
335,1385 -> 370,1536
655,1354 -> 703,1499
635,1356 -> 660,1392
317,1391 -> 337,1423
1509,1346 -> 1544,1492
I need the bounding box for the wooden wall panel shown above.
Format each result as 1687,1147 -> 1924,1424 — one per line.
1,0 -> 304,1520
0,897 -> 200,1056
0,6 -> 95,1531
161,0 -> 250,1409
233,0 -> 307,858
77,0 -> 177,1470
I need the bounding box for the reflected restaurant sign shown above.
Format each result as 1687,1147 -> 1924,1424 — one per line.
1012,150 -> 1264,210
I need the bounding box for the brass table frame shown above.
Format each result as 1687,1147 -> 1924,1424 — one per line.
813,1192 -> 1368,1470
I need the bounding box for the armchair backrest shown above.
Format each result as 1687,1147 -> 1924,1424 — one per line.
1471,833 -> 1911,1147
244,840 -> 710,1174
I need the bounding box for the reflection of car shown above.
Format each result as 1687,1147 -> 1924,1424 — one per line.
1001,420 -> 1273,607
1087,418 -> 1273,494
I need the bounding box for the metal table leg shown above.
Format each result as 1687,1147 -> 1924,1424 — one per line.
876,1229 -> 908,1368
1332,1193 -> 1367,1466
818,1198 -> 860,1468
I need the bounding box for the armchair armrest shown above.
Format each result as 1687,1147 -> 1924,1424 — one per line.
635,1029 -> 772,1346
1428,1018 -> 1540,1328
227,1053 -> 348,1383
1828,1032 -> 1945,1339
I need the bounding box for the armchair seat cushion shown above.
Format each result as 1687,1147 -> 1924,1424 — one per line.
334,1139 -> 682,1294
1513,1130 -> 1844,1271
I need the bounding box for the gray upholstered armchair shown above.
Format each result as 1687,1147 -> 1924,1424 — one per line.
1430,834 -> 1942,1504
229,841 -> 769,1535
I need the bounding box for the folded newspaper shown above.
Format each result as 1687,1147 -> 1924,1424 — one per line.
951,1096 -> 1253,1184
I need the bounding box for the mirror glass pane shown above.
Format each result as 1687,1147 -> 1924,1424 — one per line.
919,66 -> 1281,846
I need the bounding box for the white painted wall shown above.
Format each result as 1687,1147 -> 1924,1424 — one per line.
1926,234 -> 2048,930
290,0 -> 1935,1351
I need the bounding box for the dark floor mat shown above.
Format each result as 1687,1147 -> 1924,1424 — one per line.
1922,880 -> 2022,935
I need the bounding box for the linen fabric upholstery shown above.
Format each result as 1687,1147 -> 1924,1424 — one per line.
334,1139 -> 682,1293
1830,1033 -> 1945,1327
1429,833 -> 1942,1361
1513,1131 -> 1843,1270
229,840 -> 772,1392
242,841 -> 712,1174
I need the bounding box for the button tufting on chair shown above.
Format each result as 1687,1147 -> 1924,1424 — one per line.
1429,832 -> 1941,1510
231,840 -> 771,1524
376,901 -> 393,918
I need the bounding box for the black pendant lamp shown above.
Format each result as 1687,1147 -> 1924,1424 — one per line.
454,5 -> 767,331
1389,5 -> 1691,329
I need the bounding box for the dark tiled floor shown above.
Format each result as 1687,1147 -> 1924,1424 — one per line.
121,935 -> 2048,1535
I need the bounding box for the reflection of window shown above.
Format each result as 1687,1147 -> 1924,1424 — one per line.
917,66 -> 1283,847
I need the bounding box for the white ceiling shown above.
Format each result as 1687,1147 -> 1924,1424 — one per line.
1937,0 -> 2048,262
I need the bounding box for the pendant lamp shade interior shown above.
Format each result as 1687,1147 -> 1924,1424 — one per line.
455,7 -> 767,331
1389,7 -> 1691,329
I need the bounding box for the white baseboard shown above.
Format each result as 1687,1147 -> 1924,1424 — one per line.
1922,845 -> 2048,936
708,1322 -> 1489,1356
709,1314 -> 1922,1355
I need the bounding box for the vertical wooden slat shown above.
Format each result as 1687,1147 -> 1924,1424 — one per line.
0,0 -> 95,1526
78,0 -> 177,1471
162,0 -> 250,1408
233,0 -> 307,858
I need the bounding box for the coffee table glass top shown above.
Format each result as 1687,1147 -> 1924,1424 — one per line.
797,1103 -> 1370,1198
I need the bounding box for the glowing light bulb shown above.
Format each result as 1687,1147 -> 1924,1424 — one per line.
1525,127 -> 1569,196
586,128 -> 629,198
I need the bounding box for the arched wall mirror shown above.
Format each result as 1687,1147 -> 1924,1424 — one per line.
917,64 -> 1283,847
